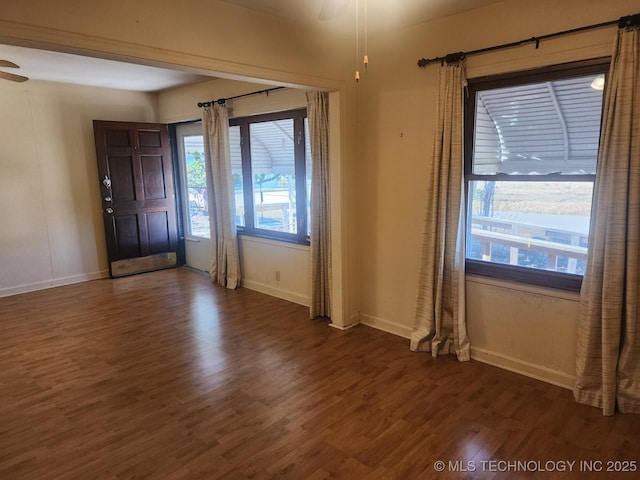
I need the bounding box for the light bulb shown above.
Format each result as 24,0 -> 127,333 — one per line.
590,74 -> 605,91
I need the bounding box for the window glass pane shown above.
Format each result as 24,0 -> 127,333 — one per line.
183,135 -> 210,238
250,119 -> 296,234
473,73 -> 604,175
229,125 -> 244,227
305,117 -> 312,237
467,181 -> 593,274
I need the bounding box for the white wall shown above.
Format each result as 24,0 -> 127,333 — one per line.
356,0 -> 637,387
0,0 -> 350,86
239,236 -> 310,307
466,277 -> 580,387
0,80 -> 157,296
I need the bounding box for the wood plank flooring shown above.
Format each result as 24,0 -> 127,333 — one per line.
1,268 -> 639,479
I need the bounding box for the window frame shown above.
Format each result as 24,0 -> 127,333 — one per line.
230,108 -> 310,245
175,121 -> 210,240
464,58 -> 610,291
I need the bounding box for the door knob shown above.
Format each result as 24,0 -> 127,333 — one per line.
102,175 -> 111,188
105,207 -> 114,214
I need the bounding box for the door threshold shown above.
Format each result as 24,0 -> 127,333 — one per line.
110,252 -> 178,277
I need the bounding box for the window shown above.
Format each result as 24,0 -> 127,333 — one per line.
176,124 -> 209,238
464,59 -> 609,290
230,109 -> 311,244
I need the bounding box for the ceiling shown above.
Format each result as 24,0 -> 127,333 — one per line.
0,0 -> 504,92
0,44 -> 213,92
220,0 -> 505,32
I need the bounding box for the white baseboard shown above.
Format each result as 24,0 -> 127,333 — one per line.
359,313 -> 412,339
0,270 -> 110,298
329,322 -> 359,331
240,279 -> 309,307
329,313 -> 361,331
358,312 -> 575,390
470,346 -> 575,390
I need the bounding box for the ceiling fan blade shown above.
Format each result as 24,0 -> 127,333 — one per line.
0,71 -> 28,82
0,59 -> 20,68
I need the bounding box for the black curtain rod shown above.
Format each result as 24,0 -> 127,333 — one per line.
417,13 -> 640,67
197,86 -> 285,108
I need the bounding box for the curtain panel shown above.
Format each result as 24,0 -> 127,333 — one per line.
202,105 -> 241,289
306,91 -> 332,319
574,22 -> 640,415
411,62 -> 470,361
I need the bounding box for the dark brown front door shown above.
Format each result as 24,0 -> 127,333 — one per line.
93,120 -> 178,277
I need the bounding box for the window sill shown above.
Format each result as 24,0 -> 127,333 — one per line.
465,273 -> 581,302
465,260 -> 582,293
238,232 -> 310,251
184,236 -> 207,243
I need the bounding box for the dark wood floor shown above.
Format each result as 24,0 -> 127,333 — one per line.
1,268 -> 639,479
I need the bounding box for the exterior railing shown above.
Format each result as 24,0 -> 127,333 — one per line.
470,216 -> 588,274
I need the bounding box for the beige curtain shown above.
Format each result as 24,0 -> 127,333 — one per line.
306,91 -> 332,318
202,104 -> 240,289
410,61 -> 470,362
574,21 -> 640,416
